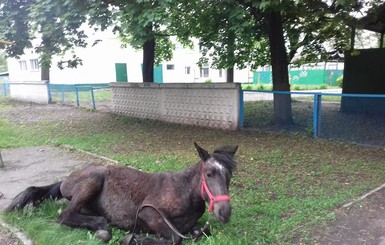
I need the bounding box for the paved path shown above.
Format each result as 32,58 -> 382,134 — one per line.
0,146 -> 104,245
0,146 -> 90,211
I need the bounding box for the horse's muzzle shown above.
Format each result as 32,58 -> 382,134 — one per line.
213,201 -> 231,223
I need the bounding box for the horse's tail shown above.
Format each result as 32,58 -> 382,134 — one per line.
5,182 -> 63,212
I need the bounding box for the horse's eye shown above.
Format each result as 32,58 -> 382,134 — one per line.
206,172 -> 213,178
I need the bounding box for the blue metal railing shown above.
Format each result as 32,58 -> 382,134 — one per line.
0,83 -> 10,97
48,84 -> 102,110
240,90 -> 385,141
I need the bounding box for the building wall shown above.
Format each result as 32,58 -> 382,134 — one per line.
341,48 -> 385,113
7,32 -> 252,85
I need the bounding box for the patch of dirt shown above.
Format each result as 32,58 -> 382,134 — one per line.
0,231 -> 19,245
0,145 -> 109,244
0,146 -> 102,210
299,186 -> 385,245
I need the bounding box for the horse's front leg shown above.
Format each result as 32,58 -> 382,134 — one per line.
191,221 -> 211,241
120,206 -> 184,245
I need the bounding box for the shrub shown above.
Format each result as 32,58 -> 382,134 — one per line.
320,84 -> 328,89
336,75 -> 343,88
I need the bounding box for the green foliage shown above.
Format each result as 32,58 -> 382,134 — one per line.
0,51 -> 8,72
336,75 -> 344,88
204,79 -> 213,84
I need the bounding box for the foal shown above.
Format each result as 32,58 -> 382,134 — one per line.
6,143 -> 238,244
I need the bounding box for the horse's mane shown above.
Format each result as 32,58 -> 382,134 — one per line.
211,146 -> 237,175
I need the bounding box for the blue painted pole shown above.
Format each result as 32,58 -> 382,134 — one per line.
47,82 -> 52,103
239,89 -> 244,128
313,93 -> 322,138
3,84 -> 6,97
75,86 -> 80,107
90,86 -> 96,110
61,84 -> 65,104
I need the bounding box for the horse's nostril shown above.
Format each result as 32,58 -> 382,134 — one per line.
219,209 -> 224,218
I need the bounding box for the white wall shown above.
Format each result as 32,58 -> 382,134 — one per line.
9,81 -> 49,104
111,82 -> 241,130
7,31 -> 252,84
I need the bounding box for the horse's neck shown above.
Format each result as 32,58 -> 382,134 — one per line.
179,162 -> 203,201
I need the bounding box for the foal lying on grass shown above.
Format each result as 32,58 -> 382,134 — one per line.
6,143 -> 238,245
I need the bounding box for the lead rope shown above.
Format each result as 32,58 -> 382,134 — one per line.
131,204 -> 210,241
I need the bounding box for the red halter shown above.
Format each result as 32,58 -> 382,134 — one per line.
200,162 -> 231,213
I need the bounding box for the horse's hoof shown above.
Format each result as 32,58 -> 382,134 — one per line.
96,230 -> 112,242
120,234 -> 135,245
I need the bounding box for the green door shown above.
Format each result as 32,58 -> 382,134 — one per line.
115,63 -> 128,82
154,64 -> 163,83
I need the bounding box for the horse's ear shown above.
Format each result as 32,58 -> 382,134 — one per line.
213,145 -> 238,156
194,142 -> 210,161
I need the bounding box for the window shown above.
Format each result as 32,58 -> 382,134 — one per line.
30,59 -> 39,70
166,64 -> 175,70
19,60 -> 27,71
185,66 -> 191,75
219,69 -> 223,78
200,64 -> 209,78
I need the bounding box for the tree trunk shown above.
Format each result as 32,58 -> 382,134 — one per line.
267,10 -> 293,126
41,66 -> 50,81
226,67 -> 234,83
142,38 -> 155,83
41,65 -> 52,103
226,28 -> 235,83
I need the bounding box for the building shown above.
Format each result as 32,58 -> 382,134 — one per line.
7,31 -> 253,84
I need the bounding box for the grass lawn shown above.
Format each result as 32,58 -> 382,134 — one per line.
1,98 -> 385,244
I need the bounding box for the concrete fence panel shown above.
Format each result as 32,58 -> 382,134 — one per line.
9,81 -> 50,104
110,83 -> 240,130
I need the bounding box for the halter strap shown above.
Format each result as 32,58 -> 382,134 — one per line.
200,163 -> 231,213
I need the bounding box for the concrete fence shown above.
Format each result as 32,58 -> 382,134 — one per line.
9,81 -> 50,104
110,82 -> 241,130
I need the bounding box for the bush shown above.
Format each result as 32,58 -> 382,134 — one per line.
319,84 -> 328,89
336,75 -> 343,88
242,84 -> 254,90
204,79 -> 212,83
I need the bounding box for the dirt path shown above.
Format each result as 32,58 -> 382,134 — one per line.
309,186 -> 385,245
0,146 -> 107,244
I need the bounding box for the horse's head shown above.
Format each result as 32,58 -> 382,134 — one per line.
194,142 -> 238,224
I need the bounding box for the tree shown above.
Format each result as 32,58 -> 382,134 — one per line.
172,0 -> 366,125
0,0 -> 174,83
116,0 -> 174,83
0,0 -> 90,81
0,51 -> 7,72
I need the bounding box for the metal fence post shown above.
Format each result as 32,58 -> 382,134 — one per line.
313,93 -> 322,138
90,86 -> 96,110
75,86 -> 80,107
47,82 -> 52,103
61,84 -> 65,104
239,89 -> 244,128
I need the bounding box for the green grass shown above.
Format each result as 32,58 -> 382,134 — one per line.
241,84 -> 339,91
1,100 -> 385,244
292,95 -> 342,102
50,89 -> 112,104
